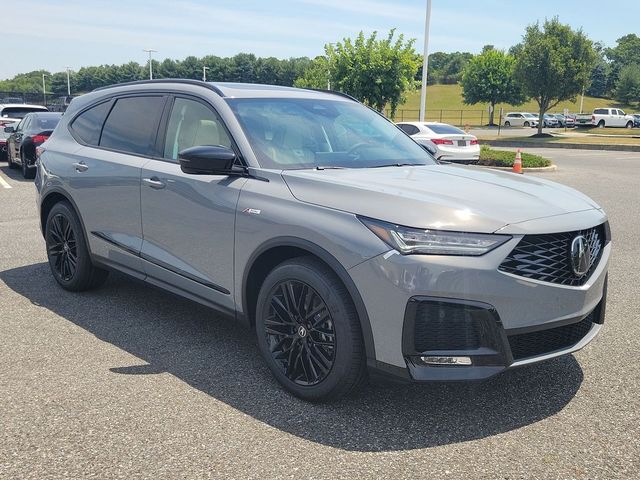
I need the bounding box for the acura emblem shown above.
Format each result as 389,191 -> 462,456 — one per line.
570,235 -> 591,276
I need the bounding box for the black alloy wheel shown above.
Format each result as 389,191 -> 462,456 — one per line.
255,257 -> 366,402
264,280 -> 336,386
48,213 -> 78,282
45,201 -> 109,291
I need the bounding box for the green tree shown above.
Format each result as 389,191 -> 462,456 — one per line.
461,49 -> 524,125
614,64 -> 640,105
294,55 -> 332,89
297,30 -> 419,115
606,34 -> 640,67
514,18 -> 596,134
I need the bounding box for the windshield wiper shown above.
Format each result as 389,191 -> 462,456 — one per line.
369,163 -> 425,168
315,166 -> 347,170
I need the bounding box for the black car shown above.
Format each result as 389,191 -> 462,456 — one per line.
632,114 -> 640,128
5,112 -> 62,178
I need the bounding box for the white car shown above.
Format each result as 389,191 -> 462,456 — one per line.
503,112 -> 539,128
0,103 -> 48,120
591,108 -> 635,128
396,122 -> 480,162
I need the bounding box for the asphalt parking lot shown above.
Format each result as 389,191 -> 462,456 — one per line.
1,149 -> 639,479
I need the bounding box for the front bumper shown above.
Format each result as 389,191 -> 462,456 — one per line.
348,216 -> 610,382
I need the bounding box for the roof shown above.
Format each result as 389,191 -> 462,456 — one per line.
0,103 -> 48,109
93,79 -> 354,102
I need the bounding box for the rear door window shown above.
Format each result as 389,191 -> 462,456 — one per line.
70,101 -> 112,146
100,96 -> 165,156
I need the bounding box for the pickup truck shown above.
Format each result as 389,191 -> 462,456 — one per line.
575,108 -> 635,128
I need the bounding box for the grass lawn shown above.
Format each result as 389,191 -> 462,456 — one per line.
390,84 -> 637,124
576,127 -> 640,136
478,145 -> 552,168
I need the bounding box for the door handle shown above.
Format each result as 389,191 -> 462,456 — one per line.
72,162 -> 88,172
142,177 -> 166,189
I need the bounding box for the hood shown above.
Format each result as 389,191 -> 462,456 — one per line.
282,164 -> 600,233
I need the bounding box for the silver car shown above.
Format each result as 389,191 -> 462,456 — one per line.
36,80 -> 611,401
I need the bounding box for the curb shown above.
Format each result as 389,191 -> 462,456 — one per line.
481,140 -> 640,152
476,164 -> 558,172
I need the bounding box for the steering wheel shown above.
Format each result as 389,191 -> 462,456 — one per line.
346,142 -> 372,157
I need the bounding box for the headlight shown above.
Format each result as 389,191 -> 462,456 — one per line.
359,217 -> 511,256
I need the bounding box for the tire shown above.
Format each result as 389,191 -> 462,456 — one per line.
21,151 -> 35,179
45,201 -> 109,291
626,121 -> 633,129
7,146 -> 17,169
597,120 -> 605,128
523,121 -> 529,127
504,121 -> 511,127
255,257 -> 366,402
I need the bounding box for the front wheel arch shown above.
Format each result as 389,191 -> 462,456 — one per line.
242,237 -> 376,365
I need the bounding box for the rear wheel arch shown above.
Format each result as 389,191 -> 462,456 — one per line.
40,190 -> 87,241
242,237 -> 376,363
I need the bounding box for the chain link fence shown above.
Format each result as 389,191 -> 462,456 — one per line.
384,109 -> 492,127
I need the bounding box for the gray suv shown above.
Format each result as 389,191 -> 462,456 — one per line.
36,80 -> 611,401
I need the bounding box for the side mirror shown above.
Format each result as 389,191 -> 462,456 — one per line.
178,145 -> 237,175
4,126 -> 14,133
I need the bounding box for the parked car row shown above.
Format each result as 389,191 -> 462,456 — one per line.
502,112 -> 578,128
2,112 -> 62,178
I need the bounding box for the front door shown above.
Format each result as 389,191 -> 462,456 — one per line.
140,96 -> 246,311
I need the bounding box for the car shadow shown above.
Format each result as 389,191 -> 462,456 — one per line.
0,164 -> 32,182
1,262 -> 584,452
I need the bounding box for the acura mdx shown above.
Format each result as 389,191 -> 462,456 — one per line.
36,80 -> 610,401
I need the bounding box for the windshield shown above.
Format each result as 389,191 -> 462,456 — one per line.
1,107 -> 47,119
226,98 -> 436,170
523,113 -> 537,118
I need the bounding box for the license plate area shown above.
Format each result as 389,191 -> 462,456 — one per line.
457,140 -> 467,147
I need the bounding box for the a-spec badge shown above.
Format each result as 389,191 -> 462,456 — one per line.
242,208 -> 261,215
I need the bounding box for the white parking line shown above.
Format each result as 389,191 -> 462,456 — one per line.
0,172 -> 12,189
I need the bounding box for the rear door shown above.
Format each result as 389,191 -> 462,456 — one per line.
67,95 -> 167,275
140,95 -> 247,311
12,116 -> 30,159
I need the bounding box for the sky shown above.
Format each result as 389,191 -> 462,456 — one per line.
2,0 -> 638,80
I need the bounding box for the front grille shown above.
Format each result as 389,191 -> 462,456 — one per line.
498,224 -> 606,286
508,311 -> 595,361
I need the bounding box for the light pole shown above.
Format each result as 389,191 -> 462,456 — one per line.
143,49 -> 157,79
419,0 -> 432,122
65,67 -> 72,96
42,73 -> 47,105
202,66 -> 209,82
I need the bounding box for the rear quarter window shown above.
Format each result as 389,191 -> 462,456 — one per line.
99,96 -> 165,156
70,101 -> 112,146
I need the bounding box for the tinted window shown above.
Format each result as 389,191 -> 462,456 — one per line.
163,97 -> 232,161
426,124 -> 464,135
594,109 -> 607,115
0,107 -> 47,119
30,114 -> 61,131
100,96 -> 165,155
227,98 -> 435,170
398,124 -> 419,135
71,101 -> 112,145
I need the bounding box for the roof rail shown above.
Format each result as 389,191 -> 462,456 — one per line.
304,88 -> 359,103
92,78 -> 225,97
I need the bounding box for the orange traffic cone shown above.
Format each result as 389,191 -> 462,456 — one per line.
513,149 -> 523,174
